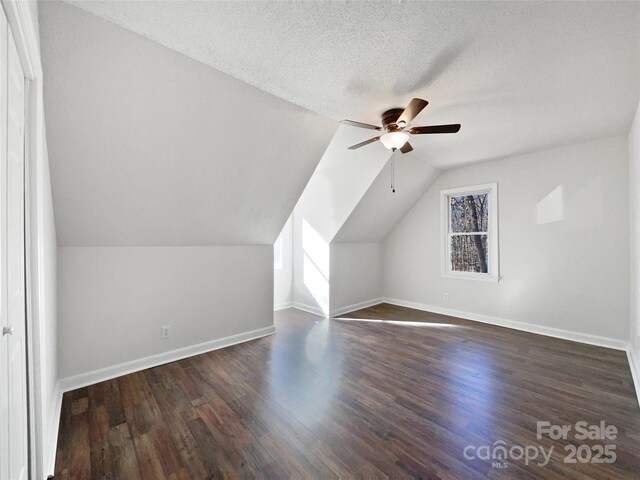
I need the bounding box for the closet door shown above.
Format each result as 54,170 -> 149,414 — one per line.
0,5 -> 29,480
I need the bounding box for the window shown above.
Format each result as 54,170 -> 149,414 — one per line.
274,233 -> 283,269
441,183 -> 499,281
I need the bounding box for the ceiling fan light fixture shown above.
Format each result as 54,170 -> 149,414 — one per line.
380,131 -> 409,151
342,98 -> 460,153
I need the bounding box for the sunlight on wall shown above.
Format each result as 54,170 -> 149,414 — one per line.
273,231 -> 283,269
536,185 -> 564,225
302,218 -> 330,315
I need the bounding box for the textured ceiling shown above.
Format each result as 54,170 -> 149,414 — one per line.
66,0 -> 640,168
40,2 -> 336,246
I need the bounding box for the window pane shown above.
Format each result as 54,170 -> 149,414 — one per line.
450,193 -> 489,233
450,234 -> 488,273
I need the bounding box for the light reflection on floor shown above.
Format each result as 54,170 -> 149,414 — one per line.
268,318 -> 341,427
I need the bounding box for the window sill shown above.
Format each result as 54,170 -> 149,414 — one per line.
441,272 -> 500,283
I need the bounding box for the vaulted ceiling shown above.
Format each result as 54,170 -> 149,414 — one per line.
66,0 -> 639,168
41,1 -> 640,248
333,156 -> 440,244
40,2 -> 335,246
292,125 -> 391,244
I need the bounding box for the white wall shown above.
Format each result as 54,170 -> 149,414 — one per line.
629,103 -> 640,392
384,136 -> 630,345
330,243 -> 382,316
39,1 -> 328,393
58,246 -> 273,381
274,216 -> 293,310
40,1 -> 336,247
291,127 -> 442,317
323,156 -> 439,318
30,122 -> 58,478
291,125 -> 390,314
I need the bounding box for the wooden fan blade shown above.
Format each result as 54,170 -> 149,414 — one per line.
340,119 -> 382,131
400,142 -> 413,154
409,124 -> 461,134
348,136 -> 380,150
396,98 -> 428,127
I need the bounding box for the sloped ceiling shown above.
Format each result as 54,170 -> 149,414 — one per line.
333,155 -> 440,244
40,2 -> 336,246
293,125 -> 391,244
65,1 -> 639,168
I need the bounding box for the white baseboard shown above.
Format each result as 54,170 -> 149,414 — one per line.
274,301 -> 293,311
58,325 -> 276,393
627,347 -> 640,408
292,301 -> 326,317
45,382 -> 63,477
330,298 -> 384,318
291,299 -> 385,318
383,297 -> 629,351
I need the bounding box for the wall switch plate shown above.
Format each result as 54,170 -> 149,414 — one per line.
161,325 -> 171,340
443,292 -> 449,301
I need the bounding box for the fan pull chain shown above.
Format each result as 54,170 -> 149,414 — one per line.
391,155 -> 396,193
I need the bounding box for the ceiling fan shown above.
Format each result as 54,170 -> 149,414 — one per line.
341,98 -> 461,154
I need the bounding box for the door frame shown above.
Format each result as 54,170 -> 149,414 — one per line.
1,1 -> 49,478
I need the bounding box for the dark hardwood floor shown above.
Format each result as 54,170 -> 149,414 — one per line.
54,304 -> 640,479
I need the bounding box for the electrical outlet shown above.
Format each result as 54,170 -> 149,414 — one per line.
443,292 -> 449,301
161,325 -> 171,340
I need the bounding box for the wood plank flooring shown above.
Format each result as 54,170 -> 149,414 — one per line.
54,304 -> 640,479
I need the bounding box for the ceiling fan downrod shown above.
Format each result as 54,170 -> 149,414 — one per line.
391,155 -> 396,193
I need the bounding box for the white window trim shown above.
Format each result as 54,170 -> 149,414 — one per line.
440,183 -> 500,282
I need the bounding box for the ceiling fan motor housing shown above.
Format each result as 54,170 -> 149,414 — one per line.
381,108 -> 405,130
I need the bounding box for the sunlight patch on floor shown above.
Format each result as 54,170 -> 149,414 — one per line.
334,317 -> 459,328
